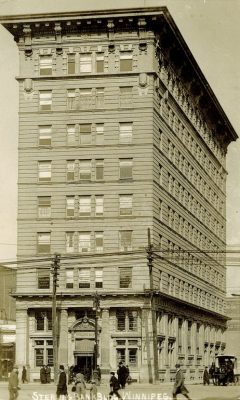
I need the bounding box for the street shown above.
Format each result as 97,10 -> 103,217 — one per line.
1,382 -> 240,400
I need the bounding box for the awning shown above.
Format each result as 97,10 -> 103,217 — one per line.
75,339 -> 94,353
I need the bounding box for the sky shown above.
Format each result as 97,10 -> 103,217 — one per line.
0,0 -> 240,291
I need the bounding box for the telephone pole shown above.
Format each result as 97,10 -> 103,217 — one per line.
147,228 -> 159,383
51,253 -> 60,384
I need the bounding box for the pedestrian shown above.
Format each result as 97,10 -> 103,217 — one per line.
89,380 -> 98,400
46,365 -> 51,383
96,364 -> 101,383
117,362 -> 128,389
75,370 -> 86,399
209,362 -> 216,385
40,365 -> 46,384
8,365 -> 19,400
109,371 -> 122,400
21,366 -> 27,383
172,363 -> 191,400
56,365 -> 68,400
203,366 -> 210,385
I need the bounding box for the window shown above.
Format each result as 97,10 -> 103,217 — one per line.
39,91 -> 52,111
129,348 -> 137,367
39,126 -> 52,146
79,233 -> 91,252
95,268 -> 103,288
119,267 -> 132,288
66,269 -> 74,288
120,87 -> 133,106
96,124 -> 104,145
96,88 -> 104,108
67,161 -> 75,181
39,55 -> 52,75
119,123 -> 132,144
78,268 -> 90,288
35,311 -> 52,332
34,339 -> 53,367
79,160 -> 91,180
37,233 -> 51,253
79,54 -> 92,73
67,54 -> 76,74
35,312 -> 45,331
80,124 -> 91,145
95,159 -> 104,181
120,52 -> 133,72
116,309 -> 137,331
67,125 -> 76,145
79,196 -> 91,216
79,89 -> 92,109
66,232 -> 74,253
119,195 -> 132,216
95,232 -> 103,252
67,89 -> 76,110
96,53 -> 104,72
66,196 -> 75,217
38,269 -> 50,289
38,196 -> 51,218
95,196 -> 104,216
119,159 -> 133,179
119,231 -> 132,251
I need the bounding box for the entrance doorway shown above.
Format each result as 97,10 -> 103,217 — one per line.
74,355 -> 94,381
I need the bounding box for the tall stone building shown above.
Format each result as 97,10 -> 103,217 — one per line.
1,6 -> 237,382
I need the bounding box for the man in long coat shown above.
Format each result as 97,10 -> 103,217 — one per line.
56,365 -> 68,399
117,362 -> 128,389
173,363 -> 191,400
8,365 -> 19,400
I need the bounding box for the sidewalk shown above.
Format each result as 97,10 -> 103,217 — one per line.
0,381 -> 240,400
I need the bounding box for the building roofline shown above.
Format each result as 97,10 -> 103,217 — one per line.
0,6 -> 238,143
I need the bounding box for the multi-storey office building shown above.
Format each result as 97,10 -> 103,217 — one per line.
1,7 -> 237,382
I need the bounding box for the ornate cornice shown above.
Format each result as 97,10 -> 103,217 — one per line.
0,6 -> 237,146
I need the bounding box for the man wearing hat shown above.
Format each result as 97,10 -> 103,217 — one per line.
109,371 -> 122,399
8,365 -> 19,400
56,365 -> 68,399
172,363 -> 191,400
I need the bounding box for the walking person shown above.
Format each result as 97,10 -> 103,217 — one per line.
109,371 -> 122,400
21,366 -> 28,383
172,363 -> 191,400
117,362 -> 127,389
75,370 -> 86,399
89,380 -> 98,400
8,365 -> 19,400
56,365 -> 68,400
203,366 -> 210,385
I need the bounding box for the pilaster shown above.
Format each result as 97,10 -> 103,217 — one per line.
100,308 -> 110,373
58,309 -> 68,366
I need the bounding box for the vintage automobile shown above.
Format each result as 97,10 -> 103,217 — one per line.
213,355 -> 238,385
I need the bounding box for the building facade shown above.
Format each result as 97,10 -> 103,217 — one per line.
1,6 -> 237,382
0,266 -> 16,379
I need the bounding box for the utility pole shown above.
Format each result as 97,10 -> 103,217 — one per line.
51,253 -> 60,384
147,228 -> 159,383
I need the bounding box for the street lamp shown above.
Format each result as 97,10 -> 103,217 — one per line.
93,292 -> 101,370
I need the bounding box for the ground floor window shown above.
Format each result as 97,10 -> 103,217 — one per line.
34,339 -> 53,367
116,339 -> 138,368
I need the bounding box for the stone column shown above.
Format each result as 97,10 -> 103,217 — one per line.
101,308 -> 110,373
15,308 -> 28,368
58,309 -> 68,366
